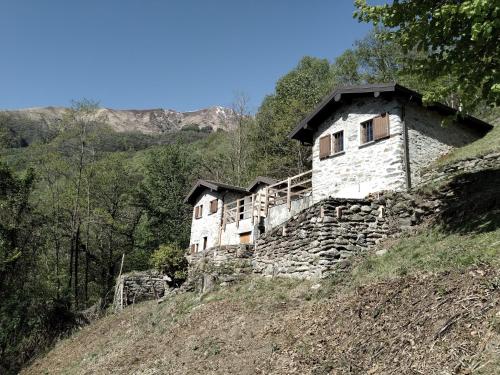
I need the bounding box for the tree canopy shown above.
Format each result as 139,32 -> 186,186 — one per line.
354,0 -> 500,110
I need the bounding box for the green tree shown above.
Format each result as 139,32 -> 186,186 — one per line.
354,0 -> 500,110
251,56 -> 335,178
150,243 -> 188,286
136,144 -> 197,251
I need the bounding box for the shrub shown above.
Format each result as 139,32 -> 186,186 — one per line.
150,243 -> 188,286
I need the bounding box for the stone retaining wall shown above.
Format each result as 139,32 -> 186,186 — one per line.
114,271 -> 169,310
185,245 -> 255,292
253,198 -> 387,278
416,152 -> 500,188
252,189 -> 445,279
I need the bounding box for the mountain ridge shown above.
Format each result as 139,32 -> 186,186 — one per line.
2,105 -> 237,134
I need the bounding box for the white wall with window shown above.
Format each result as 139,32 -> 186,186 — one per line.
189,189 -> 223,253
311,97 -> 406,201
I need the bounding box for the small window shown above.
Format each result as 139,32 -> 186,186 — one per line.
333,131 -> 344,153
361,113 -> 390,145
195,243 -> 199,252
361,120 -> 374,144
203,236 -> 208,250
319,134 -> 331,159
194,205 -> 203,219
209,199 -> 218,214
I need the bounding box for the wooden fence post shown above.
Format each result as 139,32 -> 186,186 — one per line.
287,177 -> 292,211
265,187 -> 269,216
236,199 -> 240,228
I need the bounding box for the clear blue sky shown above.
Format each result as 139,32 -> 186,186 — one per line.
0,0 -> 374,112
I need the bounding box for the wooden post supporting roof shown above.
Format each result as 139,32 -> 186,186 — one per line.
251,193 -> 255,225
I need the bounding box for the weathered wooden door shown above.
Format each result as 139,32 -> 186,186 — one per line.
239,232 -> 251,244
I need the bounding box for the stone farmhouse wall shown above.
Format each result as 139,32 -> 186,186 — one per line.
189,189 -> 243,250
312,97 -> 406,202
405,102 -> 484,186
252,189 -> 443,279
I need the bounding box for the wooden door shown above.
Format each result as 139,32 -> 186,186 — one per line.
239,232 -> 251,244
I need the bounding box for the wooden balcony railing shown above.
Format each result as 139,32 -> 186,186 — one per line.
222,170 -> 312,229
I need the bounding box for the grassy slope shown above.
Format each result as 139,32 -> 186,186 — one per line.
22,219 -> 500,375
437,122 -> 499,166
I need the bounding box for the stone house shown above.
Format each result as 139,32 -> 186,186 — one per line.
289,83 -> 491,201
186,83 -> 492,252
185,177 -> 276,252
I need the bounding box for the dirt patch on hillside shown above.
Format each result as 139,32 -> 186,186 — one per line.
23,268 -> 499,375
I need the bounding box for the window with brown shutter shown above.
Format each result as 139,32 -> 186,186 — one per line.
194,205 -> 203,219
361,120 -> 374,144
333,131 -> 344,153
319,134 -> 331,159
373,113 -> 390,140
360,113 -> 389,145
209,199 -> 218,214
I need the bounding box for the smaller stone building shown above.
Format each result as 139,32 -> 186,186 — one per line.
185,177 -> 277,252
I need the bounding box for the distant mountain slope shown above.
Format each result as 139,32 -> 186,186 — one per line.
2,106 -> 237,134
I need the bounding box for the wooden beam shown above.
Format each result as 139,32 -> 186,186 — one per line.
236,199 -> 240,228
287,177 -> 292,211
265,187 -> 269,216
251,194 -> 255,225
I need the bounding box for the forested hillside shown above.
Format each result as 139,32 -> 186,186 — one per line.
1,1 -> 499,371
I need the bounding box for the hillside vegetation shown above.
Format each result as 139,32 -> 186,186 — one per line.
23,223 -> 500,374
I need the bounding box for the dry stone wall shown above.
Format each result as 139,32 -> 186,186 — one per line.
185,245 -> 255,293
253,198 -> 388,278
114,271 -> 169,310
416,152 -> 500,188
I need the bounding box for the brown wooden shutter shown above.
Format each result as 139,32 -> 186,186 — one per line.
373,113 -> 390,140
190,244 -> 195,254
319,135 -> 331,159
194,206 -> 199,218
210,199 -> 218,214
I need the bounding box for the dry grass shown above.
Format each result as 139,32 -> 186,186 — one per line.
22,265 -> 500,375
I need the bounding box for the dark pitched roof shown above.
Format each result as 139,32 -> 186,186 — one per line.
289,82 -> 493,144
247,176 -> 278,192
184,179 -> 247,205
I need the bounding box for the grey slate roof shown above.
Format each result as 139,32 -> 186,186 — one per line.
247,176 -> 278,192
289,83 -> 493,144
184,179 -> 247,205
